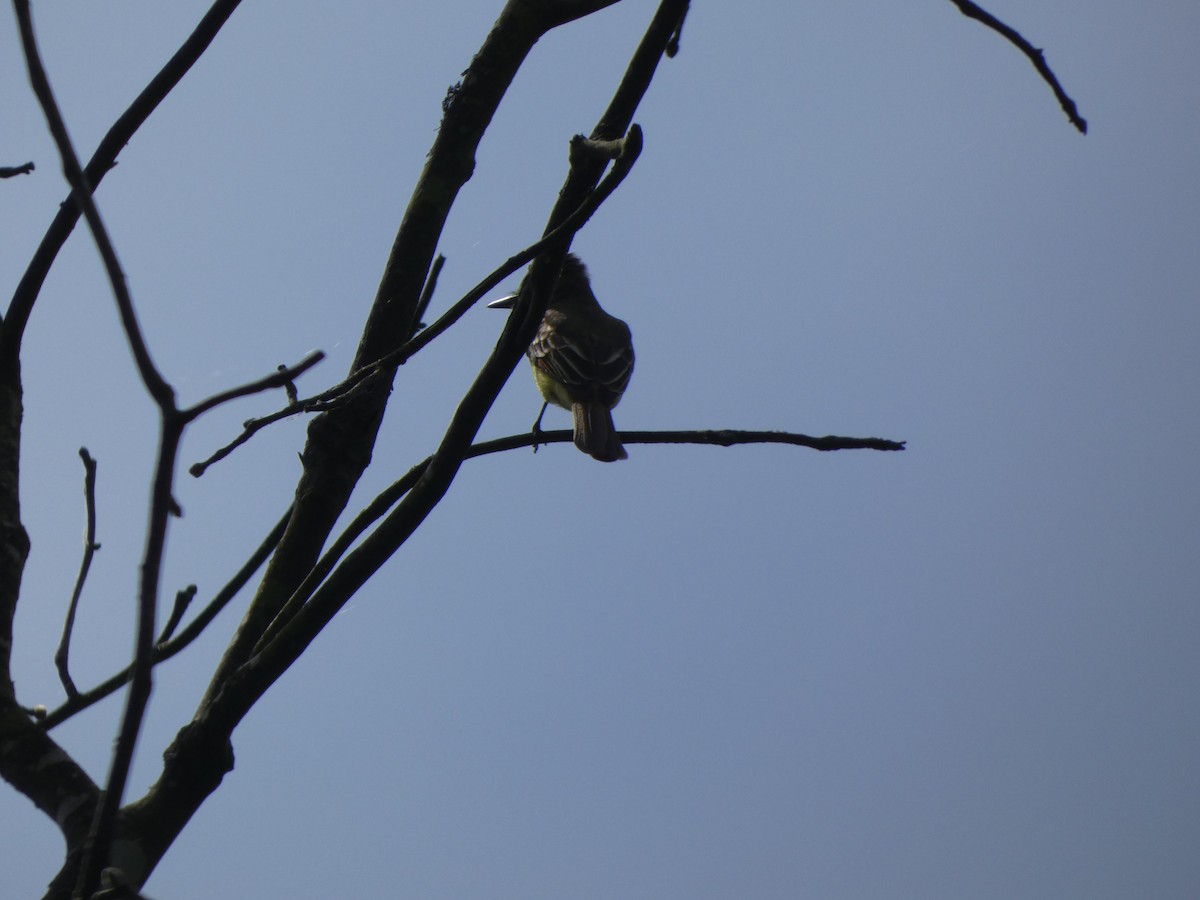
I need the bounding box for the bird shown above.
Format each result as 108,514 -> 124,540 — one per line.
489,254 -> 634,461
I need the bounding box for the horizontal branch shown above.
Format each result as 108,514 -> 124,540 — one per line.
254,419 -> 903,649
0,161 -> 35,178
468,427 -> 906,456
623,428 -> 905,452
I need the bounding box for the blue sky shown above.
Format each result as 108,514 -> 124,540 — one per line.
2,2 -> 1198,898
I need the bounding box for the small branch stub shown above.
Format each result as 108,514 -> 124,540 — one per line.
0,161 -> 36,178
278,365 -> 299,405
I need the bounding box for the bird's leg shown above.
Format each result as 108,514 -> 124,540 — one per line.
530,402 -> 549,454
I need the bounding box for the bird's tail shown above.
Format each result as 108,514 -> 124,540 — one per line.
572,402 -> 628,462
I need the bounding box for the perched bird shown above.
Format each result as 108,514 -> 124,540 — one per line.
490,254 -> 634,461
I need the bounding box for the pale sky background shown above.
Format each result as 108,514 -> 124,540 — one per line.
2,2 -> 1198,898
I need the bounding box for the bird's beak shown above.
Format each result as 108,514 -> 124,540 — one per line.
487,293 -> 517,310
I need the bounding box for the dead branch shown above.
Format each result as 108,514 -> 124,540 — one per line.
54,448 -> 100,699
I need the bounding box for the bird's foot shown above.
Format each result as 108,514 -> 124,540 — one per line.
530,402 -> 549,454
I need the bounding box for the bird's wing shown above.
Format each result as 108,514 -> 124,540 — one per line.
529,310 -> 633,407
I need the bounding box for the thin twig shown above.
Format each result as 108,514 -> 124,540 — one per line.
157,585 -> 197,645
188,414 -> 269,476
947,0 -> 1087,133
54,448 -> 100,699
182,351 -> 324,421
456,428 -> 906,458
619,429 -> 906,452
278,366 -> 299,405
412,254 -> 446,333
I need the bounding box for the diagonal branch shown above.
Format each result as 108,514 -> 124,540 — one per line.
157,584 -> 197,646
411,253 -> 446,336
947,0 -> 1087,133
0,704 -> 99,870
182,351 -> 324,422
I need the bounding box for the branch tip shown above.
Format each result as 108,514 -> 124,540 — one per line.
0,160 -> 36,178
948,0 -> 1087,133
665,4 -> 688,58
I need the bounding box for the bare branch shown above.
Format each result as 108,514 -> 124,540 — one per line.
54,448 -> 100,700
40,507 -> 290,731
947,0 -> 1087,133
477,428 -> 907,455
188,417 -> 273,477
182,351 -> 323,422
0,161 -> 35,178
255,468 -> 426,652
157,585 -> 197,645
412,254 -> 446,333
666,5 -> 688,58
0,706 -> 98,861
1,0 -> 245,365
531,0 -> 623,27
278,367 -> 299,405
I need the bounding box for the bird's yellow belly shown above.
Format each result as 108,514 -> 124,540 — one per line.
532,365 -> 577,410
